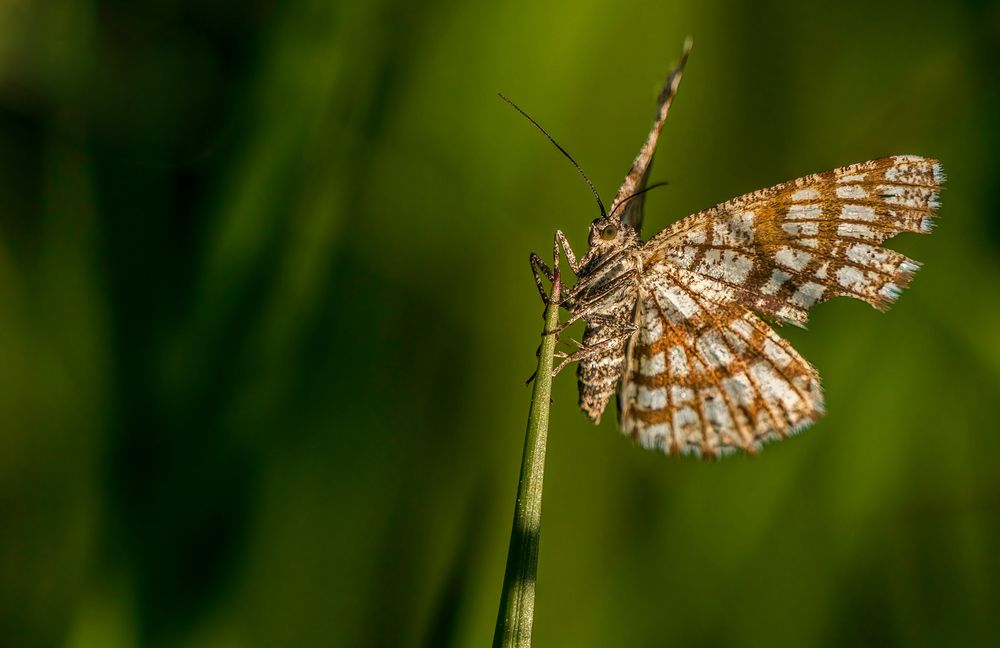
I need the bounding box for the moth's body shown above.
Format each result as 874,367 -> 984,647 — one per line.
522,39 -> 943,458
573,239 -> 642,421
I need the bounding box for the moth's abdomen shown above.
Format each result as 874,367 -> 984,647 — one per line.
577,323 -> 628,423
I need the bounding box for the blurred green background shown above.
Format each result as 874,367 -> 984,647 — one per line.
1,0 -> 998,646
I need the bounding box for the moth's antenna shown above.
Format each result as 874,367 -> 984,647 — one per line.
609,181 -> 669,219
498,93 -> 607,218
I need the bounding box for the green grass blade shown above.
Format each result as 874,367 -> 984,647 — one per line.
493,278 -> 562,648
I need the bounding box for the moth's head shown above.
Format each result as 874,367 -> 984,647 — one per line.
586,216 -> 638,251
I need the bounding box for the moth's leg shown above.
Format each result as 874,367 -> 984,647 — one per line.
552,318 -> 637,376
571,269 -> 639,304
529,252 -> 556,303
553,336 -> 584,356
547,308 -> 588,336
533,315 -> 632,384
562,264 -> 638,305
555,229 -> 581,274
547,270 -> 640,336
530,228 -> 576,305
560,247 -> 632,304
553,315 -> 618,359
579,314 -> 639,350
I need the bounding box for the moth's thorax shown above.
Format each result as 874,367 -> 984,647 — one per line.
574,245 -> 643,303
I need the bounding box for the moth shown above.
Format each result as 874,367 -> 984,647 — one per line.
511,39 -> 943,458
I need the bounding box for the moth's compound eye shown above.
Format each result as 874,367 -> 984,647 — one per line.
600,225 -> 618,240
